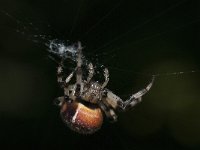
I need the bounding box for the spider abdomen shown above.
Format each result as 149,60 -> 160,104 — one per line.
60,101 -> 103,134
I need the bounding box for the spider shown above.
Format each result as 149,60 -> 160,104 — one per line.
54,41 -> 154,134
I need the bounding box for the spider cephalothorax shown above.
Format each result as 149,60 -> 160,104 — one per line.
54,41 -> 154,134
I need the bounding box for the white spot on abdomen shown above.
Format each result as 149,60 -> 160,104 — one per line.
72,105 -> 80,123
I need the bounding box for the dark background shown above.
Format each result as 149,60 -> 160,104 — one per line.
0,0 -> 200,149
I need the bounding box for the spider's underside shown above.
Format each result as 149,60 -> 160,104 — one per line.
54,42 -> 154,134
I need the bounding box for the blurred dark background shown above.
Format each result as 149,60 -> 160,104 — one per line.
0,0 -> 200,149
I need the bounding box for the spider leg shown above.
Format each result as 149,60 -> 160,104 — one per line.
123,76 -> 155,110
102,76 -> 155,111
54,85 -> 76,106
57,61 -> 65,88
57,59 -> 76,90
87,63 -> 94,83
75,41 -> 84,96
98,101 -> 118,122
101,68 -> 109,89
57,60 -> 75,86
54,96 -> 64,106
65,71 -> 75,84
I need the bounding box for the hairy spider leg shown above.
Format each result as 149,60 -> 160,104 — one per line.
75,41 -> 84,97
56,59 -> 78,103
54,96 -> 64,106
54,84 -> 76,106
57,61 -> 65,88
57,60 -> 75,86
123,76 -> 155,110
101,68 -> 109,89
102,76 -> 155,112
98,101 -> 117,122
87,63 -> 94,83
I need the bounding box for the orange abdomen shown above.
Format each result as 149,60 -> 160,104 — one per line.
60,101 -> 103,134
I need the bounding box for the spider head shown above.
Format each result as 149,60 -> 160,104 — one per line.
83,82 -> 102,103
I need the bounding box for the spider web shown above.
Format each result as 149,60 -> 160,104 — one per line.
1,0 -> 200,82
1,0 -> 200,94
1,1 -> 200,148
